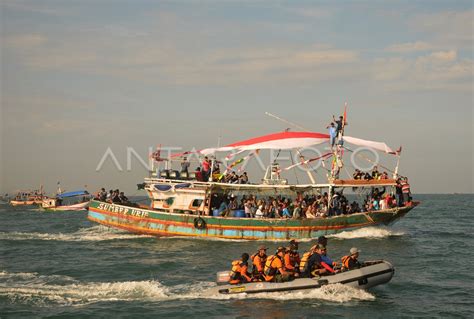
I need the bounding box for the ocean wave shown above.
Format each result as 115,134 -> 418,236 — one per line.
0,271 -> 374,306
0,226 -> 153,242
327,227 -> 405,240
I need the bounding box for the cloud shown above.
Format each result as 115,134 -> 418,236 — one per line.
408,10 -> 474,48
2,1 -> 65,15
372,50 -> 472,91
6,30 -> 359,85
427,50 -> 457,63
385,41 -> 432,53
283,7 -> 333,19
4,34 -> 47,48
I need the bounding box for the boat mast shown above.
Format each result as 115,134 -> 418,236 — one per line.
328,102 -> 347,211
394,154 -> 401,179
208,135 -> 221,182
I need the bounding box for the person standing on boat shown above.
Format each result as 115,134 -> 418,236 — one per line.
326,122 -> 337,148
400,177 -> 411,205
201,156 -> 211,181
333,115 -> 347,140
180,157 -> 190,174
229,253 -> 253,284
251,245 -> 268,281
341,247 -> 362,270
264,247 -> 292,282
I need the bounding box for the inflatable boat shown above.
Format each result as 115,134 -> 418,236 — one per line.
209,260 -> 394,295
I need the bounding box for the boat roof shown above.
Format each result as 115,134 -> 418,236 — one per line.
57,190 -> 89,198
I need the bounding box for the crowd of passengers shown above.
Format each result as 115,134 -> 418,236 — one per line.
211,182 -> 412,219
353,166 -> 391,180
179,156 -> 250,184
229,237 -> 363,284
13,191 -> 44,201
94,188 -> 132,205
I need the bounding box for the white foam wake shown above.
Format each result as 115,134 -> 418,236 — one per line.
0,271 -> 375,307
327,227 -> 405,240
0,270 -> 169,306
0,226 -> 153,242
240,283 -> 375,302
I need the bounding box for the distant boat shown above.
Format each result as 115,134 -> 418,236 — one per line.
10,188 -> 46,207
41,190 -> 91,211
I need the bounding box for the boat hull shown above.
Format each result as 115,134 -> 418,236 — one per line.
42,201 -> 89,212
87,200 -> 418,240
209,260 -> 394,295
10,200 -> 42,207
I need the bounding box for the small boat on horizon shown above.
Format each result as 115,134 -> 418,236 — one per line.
9,188 -> 46,207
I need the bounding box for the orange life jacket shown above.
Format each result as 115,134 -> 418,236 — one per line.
341,255 -> 351,269
264,255 -> 282,277
299,251 -> 313,272
284,251 -> 300,270
230,260 -> 244,279
251,252 -> 267,273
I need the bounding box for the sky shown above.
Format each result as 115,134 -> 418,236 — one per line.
1,0 -> 473,195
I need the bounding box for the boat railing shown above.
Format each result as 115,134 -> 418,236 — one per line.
145,177 -> 399,191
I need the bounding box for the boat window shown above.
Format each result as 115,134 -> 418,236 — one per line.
191,199 -> 203,208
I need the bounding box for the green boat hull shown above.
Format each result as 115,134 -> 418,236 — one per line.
87,200 -> 418,240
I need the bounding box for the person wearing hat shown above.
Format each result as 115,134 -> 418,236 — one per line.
263,247 -> 291,282
341,247 -> 362,270
317,236 -> 340,269
251,245 -> 268,281
229,253 -> 253,284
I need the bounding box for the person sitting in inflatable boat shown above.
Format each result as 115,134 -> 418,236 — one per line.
229,253 -> 253,284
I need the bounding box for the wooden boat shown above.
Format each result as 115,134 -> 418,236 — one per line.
9,188 -> 46,207
88,122 -> 419,240
41,190 -> 91,211
88,199 -> 417,240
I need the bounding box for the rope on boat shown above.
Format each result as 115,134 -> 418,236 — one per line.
343,146 -> 397,175
364,213 -> 375,224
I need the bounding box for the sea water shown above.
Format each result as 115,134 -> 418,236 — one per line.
0,194 -> 472,318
